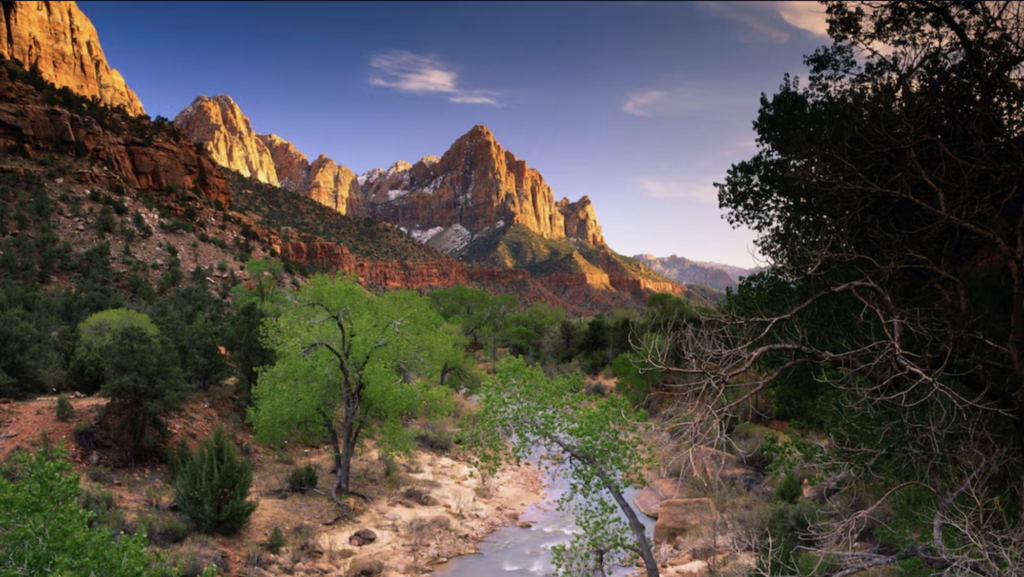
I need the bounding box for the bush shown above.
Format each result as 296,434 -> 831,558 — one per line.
173,426 -> 257,535
56,395 -> 75,422
774,471 -> 803,504
286,464 -> 318,493
265,526 -> 286,554
0,446 -> 164,576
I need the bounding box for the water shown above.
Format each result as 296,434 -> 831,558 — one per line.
433,464 -> 656,577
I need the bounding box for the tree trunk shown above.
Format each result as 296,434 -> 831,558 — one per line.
324,417 -> 344,506
555,439 -> 660,577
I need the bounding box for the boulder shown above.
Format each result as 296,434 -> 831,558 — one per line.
653,498 -> 719,545
634,477 -> 687,518
349,528 -> 377,547
347,557 -> 384,576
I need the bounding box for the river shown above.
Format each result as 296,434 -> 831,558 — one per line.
434,464 -> 657,577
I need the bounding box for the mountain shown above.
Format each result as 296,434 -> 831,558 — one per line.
0,1 -> 144,116
173,95 -> 364,218
634,254 -> 759,291
360,125 -> 605,249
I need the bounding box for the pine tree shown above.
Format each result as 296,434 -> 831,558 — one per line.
172,426 -> 256,535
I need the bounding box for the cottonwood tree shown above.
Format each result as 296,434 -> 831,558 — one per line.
249,275 -> 457,507
642,2 -> 1024,574
468,356 -> 658,577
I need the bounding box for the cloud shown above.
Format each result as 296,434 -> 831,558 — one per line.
638,178 -> 720,204
697,1 -> 829,44
623,90 -> 667,116
369,51 -> 500,106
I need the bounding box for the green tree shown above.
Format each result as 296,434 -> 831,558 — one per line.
172,426 -> 257,535
0,445 -> 170,576
249,275 -> 456,506
659,1 -> 1024,573
468,356 -> 657,577
101,324 -> 189,461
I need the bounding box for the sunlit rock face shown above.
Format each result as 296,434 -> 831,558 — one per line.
175,98 -> 366,216
362,125 -> 606,248
174,95 -> 279,186
0,1 -> 145,115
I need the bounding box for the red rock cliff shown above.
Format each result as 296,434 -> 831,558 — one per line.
174,95 -> 278,186
0,1 -> 145,116
362,125 -> 605,247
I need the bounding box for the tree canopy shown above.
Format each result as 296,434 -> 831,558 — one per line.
652,2 -> 1024,574
249,275 -> 457,506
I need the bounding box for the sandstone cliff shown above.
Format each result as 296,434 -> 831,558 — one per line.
174,95 -> 278,186
362,125 -> 605,249
175,97 -> 365,216
0,61 -> 230,209
0,1 -> 144,116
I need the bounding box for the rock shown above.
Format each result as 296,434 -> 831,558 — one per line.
349,529 -> 377,547
362,125 -> 605,248
259,133 -> 309,192
634,477 -> 687,518
346,557 -> 384,577
653,498 -> 719,545
174,95 -> 278,185
673,560 -> 709,575
504,510 -> 520,521
303,538 -> 325,557
516,520 -> 533,529
0,1 -> 145,115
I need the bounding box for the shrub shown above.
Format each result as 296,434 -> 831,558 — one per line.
173,426 -> 257,535
140,511 -> 190,547
774,471 -> 803,504
0,446 -> 164,576
56,395 -> 75,422
264,526 -> 286,554
286,464 -> 318,493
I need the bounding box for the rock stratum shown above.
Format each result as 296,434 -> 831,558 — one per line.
171,97 -> 605,250
0,1 -> 144,116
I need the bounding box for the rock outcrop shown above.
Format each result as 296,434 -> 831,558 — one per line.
0,64 -> 230,209
653,498 -> 719,545
174,95 -> 278,186
175,98 -> 365,216
556,196 -> 604,246
0,1 -> 145,116
258,133 -> 308,192
635,254 -> 758,292
308,154 -> 363,216
362,125 -> 605,247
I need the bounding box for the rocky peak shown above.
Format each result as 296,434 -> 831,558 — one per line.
556,196 -> 605,247
0,1 -> 145,115
258,133 -> 309,193
307,154 -> 363,216
174,95 -> 279,186
365,124 -> 605,247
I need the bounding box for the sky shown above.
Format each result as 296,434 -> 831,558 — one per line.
77,1 -> 834,268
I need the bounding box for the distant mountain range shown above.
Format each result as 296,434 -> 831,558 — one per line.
633,254 -> 760,292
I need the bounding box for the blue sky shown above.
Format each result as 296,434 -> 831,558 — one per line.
78,1 -> 833,267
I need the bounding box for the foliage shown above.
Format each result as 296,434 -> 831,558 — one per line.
172,426 -> 257,535
650,2 -> 1024,574
286,465 -> 318,493
100,323 -> 189,461
467,356 -> 657,576
0,445 -> 168,576
55,394 -> 75,422
265,526 -> 286,554
250,275 -> 457,504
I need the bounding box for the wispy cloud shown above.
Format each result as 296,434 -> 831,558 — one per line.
622,87 -> 738,117
369,51 -> 500,106
697,1 -> 829,44
638,178 -> 719,204
623,90 -> 667,116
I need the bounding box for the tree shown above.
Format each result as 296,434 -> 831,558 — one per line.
173,426 -> 257,535
468,356 -> 657,577
249,275 -> 456,507
0,445 -> 172,577
650,2 -> 1024,574
101,324 -> 189,462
